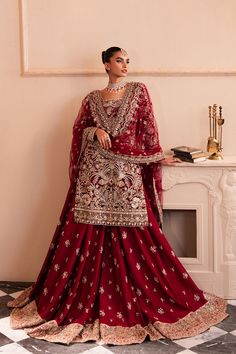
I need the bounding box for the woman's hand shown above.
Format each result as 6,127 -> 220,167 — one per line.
95,128 -> 111,150
160,155 -> 182,166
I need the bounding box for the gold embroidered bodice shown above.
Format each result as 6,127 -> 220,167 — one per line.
73,82 -> 164,227
102,97 -> 123,117
74,97 -> 148,227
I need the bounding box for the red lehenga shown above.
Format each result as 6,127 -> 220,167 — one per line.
8,82 -> 228,345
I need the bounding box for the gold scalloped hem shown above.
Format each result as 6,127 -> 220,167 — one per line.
7,286 -> 33,308
8,290 -> 229,345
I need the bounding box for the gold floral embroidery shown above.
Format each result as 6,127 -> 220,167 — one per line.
78,126 -> 98,163
73,82 -> 164,227
89,82 -> 140,137
9,300 -> 44,329
94,140 -> 164,165
8,289 -> 228,345
74,142 -> 148,227
54,264 -> 60,271
88,81 -> 164,163
102,97 -> 123,117
7,286 -> 33,308
153,178 -> 164,226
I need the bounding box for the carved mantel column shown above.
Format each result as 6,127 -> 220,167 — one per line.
162,156 -> 236,298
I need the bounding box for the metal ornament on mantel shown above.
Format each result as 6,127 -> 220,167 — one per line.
207,104 -> 225,160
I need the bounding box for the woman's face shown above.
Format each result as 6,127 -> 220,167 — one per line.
105,50 -> 130,78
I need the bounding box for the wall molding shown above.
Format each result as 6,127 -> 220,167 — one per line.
19,0 -> 236,77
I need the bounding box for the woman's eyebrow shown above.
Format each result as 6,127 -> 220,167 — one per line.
116,57 -> 130,61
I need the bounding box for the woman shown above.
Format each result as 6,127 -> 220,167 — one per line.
8,47 -> 228,345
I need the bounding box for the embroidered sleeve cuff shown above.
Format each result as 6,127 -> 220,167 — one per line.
84,127 -> 98,142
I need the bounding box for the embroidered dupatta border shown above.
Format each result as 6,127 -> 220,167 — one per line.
89,82 -> 142,137
8,288 -> 228,345
153,181 -> 164,227
93,141 -> 165,164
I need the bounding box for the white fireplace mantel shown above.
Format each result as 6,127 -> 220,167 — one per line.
162,156 -> 236,299
164,155 -> 236,169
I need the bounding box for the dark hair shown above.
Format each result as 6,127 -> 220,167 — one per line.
101,46 -> 122,64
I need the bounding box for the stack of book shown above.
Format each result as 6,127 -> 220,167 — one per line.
171,146 -> 209,163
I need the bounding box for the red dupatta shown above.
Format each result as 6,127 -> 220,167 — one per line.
69,82 -> 164,226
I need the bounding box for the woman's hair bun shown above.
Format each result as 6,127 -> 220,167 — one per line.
101,47 -> 122,64
101,51 -> 106,64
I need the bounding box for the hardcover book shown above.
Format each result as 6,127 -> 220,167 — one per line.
174,154 -> 207,163
174,151 -> 207,159
171,146 -> 203,155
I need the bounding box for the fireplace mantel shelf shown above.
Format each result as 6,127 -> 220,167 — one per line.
165,155 -> 236,167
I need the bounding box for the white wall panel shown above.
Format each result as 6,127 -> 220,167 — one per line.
20,0 -> 236,76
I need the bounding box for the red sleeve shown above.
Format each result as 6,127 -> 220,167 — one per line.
69,95 -> 97,183
137,83 -> 163,156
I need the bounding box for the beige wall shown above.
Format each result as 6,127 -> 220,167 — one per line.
1,0 -> 236,281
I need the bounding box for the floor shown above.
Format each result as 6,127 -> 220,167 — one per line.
0,282 -> 236,354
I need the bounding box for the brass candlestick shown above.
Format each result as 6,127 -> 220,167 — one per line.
207,104 -> 225,160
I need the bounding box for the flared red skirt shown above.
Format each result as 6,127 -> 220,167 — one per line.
8,186 -> 228,345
